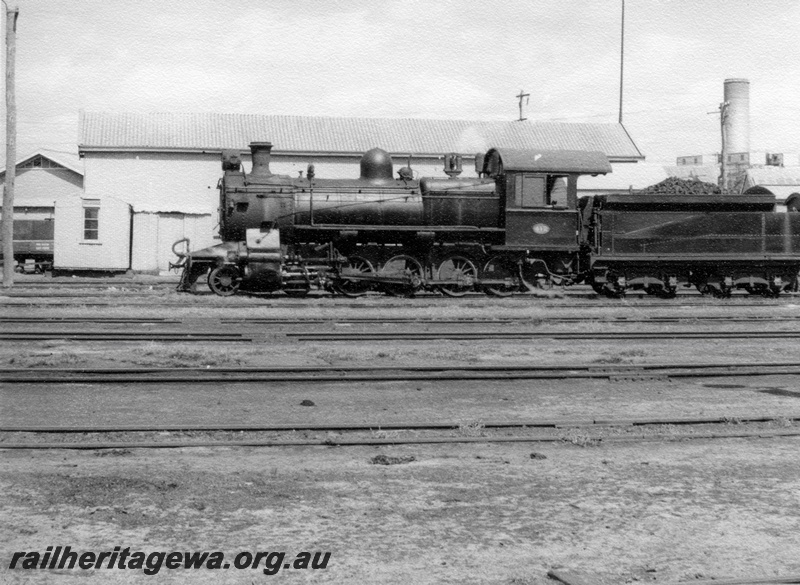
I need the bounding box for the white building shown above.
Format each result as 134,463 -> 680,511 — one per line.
0,150 -> 84,270
70,112 -> 645,273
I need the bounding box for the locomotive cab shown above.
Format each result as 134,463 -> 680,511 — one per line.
482,148 -> 611,250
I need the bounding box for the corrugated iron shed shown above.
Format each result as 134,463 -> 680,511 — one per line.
78,112 -> 644,162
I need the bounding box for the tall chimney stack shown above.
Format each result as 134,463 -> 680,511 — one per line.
723,78 -> 750,155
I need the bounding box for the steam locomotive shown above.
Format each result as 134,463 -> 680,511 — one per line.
173,142 -> 800,298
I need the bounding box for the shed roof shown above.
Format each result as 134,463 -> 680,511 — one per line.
78,112 -> 644,162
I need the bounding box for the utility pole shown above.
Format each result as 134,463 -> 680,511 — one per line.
707,101 -> 729,190
2,3 -> 18,288
618,0 -> 625,123
516,90 -> 529,122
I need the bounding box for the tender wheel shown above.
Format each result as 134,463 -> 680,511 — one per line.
481,256 -> 519,297
764,283 -> 786,298
695,283 -> 712,296
379,254 -> 424,297
436,255 -> 477,297
700,283 -> 731,299
645,284 -> 677,299
591,275 -> 624,298
207,265 -> 241,297
333,256 -> 375,297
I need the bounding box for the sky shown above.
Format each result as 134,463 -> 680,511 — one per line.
1,0 -> 799,164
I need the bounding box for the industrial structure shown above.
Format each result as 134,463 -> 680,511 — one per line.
673,79 -> 800,210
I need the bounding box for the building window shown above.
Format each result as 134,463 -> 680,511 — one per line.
83,205 -> 99,240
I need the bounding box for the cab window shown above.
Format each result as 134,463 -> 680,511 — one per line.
513,174 -> 546,207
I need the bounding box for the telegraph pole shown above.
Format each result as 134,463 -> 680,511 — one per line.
2,3 -> 18,287
618,0 -> 625,123
707,100 -> 729,191
719,101 -> 729,191
516,90 -> 529,121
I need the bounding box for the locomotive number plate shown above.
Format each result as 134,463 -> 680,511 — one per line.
532,223 -> 551,235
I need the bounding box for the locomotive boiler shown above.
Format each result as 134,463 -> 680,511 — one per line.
173,142 -> 800,298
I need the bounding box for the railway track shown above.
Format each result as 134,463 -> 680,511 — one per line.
2,413 -> 797,433
3,419 -> 799,450
289,330 -> 800,342
3,315 -> 800,325
3,328 -> 800,342
0,331 -> 250,342
0,317 -> 181,324
2,362 -> 799,384
2,298 -> 798,308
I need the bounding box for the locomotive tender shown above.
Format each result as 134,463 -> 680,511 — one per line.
173,142 -> 800,298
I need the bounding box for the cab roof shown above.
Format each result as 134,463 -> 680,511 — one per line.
483,148 -> 612,177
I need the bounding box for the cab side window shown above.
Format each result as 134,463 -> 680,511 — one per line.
514,174 -> 546,208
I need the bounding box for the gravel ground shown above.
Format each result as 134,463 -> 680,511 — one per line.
3,439 -> 800,584
2,289 -> 800,583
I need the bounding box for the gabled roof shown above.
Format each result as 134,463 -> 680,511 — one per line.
0,148 -> 84,176
78,112 -> 645,163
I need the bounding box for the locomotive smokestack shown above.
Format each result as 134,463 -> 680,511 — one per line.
723,79 -> 749,155
249,142 -> 274,176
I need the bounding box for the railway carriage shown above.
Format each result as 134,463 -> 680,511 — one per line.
173,142 -> 800,298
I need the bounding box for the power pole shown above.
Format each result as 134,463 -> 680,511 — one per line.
2,4 -> 18,287
708,100 -> 729,191
516,90 -> 529,122
618,0 -> 625,123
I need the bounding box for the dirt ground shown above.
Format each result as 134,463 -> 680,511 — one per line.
4,439 -> 800,584
2,289 -> 800,583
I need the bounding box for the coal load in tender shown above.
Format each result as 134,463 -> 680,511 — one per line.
639,177 -> 722,196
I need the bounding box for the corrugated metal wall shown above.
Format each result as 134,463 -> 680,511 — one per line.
132,212 -> 214,273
